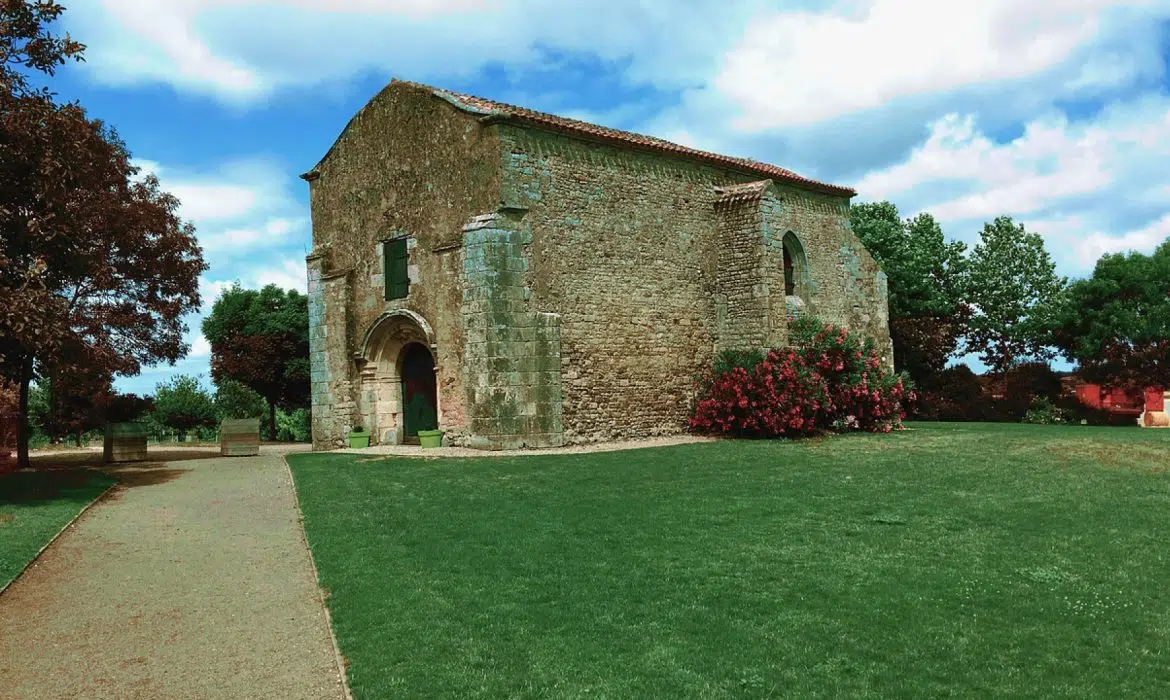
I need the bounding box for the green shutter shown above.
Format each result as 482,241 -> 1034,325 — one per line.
384,238 -> 410,300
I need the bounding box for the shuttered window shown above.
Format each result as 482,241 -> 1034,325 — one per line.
384,238 -> 409,300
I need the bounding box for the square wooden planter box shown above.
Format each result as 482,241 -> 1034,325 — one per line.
104,422 -> 148,463
220,418 -> 261,457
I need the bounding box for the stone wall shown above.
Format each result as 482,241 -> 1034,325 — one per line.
760,188 -> 893,367
499,126 -> 741,443
460,210 -> 564,449
304,82 -> 502,448
495,126 -> 889,443
714,191 -> 772,352
306,250 -> 360,450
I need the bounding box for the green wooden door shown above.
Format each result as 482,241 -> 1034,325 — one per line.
401,343 -> 438,438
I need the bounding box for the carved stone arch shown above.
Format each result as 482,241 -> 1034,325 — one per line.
359,309 -> 436,361
355,310 -> 439,445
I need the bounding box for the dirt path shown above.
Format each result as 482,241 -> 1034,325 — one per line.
0,452 -> 346,700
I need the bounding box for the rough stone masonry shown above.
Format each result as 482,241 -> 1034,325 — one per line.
301,79 -> 892,451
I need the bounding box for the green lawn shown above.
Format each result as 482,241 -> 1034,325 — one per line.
289,423 -> 1170,699
0,469 -> 114,590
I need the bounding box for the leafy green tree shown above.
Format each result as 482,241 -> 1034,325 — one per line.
849,202 -> 970,382
26,379 -> 50,439
151,374 -> 217,435
1050,240 -> 1170,389
213,378 -> 267,421
965,216 -> 1066,375
201,284 -> 310,440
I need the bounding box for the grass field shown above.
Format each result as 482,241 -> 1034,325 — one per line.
0,470 -> 114,590
289,423 -> 1170,698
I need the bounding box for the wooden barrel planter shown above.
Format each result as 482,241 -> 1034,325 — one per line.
104,422 -> 148,463
220,418 -> 261,457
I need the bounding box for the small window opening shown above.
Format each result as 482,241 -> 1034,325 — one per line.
384,238 -> 409,300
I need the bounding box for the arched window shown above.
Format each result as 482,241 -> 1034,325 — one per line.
782,232 -> 810,321
782,231 -> 808,299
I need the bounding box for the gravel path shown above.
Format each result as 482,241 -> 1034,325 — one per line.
0,452 -> 346,700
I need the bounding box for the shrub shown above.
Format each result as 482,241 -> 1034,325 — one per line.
1052,395 -> 1119,426
914,365 -> 983,421
1003,362 -> 1063,420
690,318 -> 912,438
712,348 -> 766,376
276,408 -> 312,442
1022,397 -> 1068,425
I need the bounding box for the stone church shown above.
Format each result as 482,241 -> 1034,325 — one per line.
302,79 -> 892,450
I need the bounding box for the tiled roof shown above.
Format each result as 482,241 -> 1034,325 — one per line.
394,79 -> 855,198
714,180 -> 773,205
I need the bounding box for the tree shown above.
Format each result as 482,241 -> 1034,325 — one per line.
965,216 -> 1066,375
0,0 -> 84,97
1050,240 -> 1170,390
40,370 -> 156,445
213,377 -> 267,421
202,284 -> 310,440
0,2 -> 206,467
152,374 -> 217,434
849,202 -> 970,382
35,370 -> 102,445
0,379 -> 18,469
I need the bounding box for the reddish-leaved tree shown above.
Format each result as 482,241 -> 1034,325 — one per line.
0,2 -> 206,466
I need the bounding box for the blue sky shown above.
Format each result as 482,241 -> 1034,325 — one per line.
45,0 -> 1170,395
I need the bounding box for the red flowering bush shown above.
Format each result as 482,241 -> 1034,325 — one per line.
690,317 -> 914,438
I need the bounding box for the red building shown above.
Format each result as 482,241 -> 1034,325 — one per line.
1075,383 -> 1169,426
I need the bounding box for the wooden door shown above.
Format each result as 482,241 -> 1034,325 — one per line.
401,343 -> 438,438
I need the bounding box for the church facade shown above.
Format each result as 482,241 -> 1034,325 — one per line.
302,79 -> 892,450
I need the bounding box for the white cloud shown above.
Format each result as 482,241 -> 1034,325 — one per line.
135,158 -> 305,262
171,183 -> 259,222
1075,214 -> 1170,266
711,0 -> 1164,130
70,0 -> 772,102
853,112 -> 1118,220
83,0 -> 501,100
189,334 -> 212,358
265,217 -> 296,236
254,257 -> 308,293
200,217 -> 305,253
850,95 -> 1170,274
199,277 -> 236,306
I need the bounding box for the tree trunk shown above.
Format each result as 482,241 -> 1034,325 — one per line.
268,400 -> 277,443
17,357 -> 32,469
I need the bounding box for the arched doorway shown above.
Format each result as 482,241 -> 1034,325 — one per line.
356,310 -> 438,445
400,342 -> 438,439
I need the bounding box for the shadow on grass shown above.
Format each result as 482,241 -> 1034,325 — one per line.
3,461 -> 192,508
30,448 -> 221,471
0,470 -> 112,508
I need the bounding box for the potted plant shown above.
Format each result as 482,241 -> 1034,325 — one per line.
417,429 -> 444,449
348,425 -> 371,449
